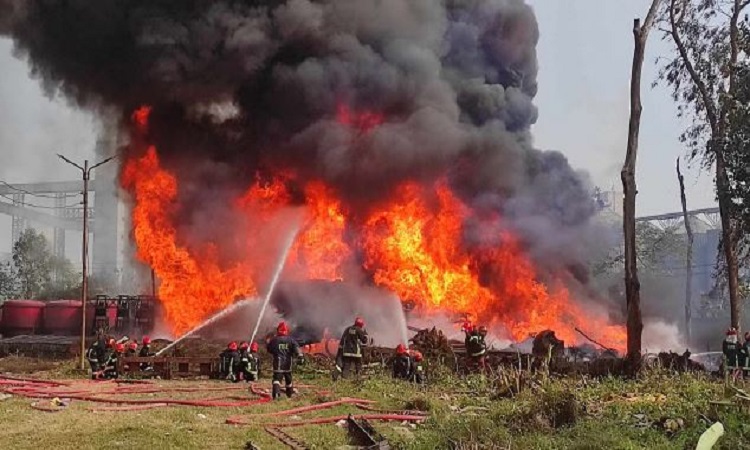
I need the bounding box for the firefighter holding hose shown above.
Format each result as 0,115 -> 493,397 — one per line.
139,336 -> 155,371
237,342 -> 261,382
392,344 -> 412,380
219,342 -> 240,381
267,322 -> 302,399
338,316 -> 369,378
466,325 -> 488,372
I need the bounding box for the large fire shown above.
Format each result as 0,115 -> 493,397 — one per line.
122,105 -> 626,349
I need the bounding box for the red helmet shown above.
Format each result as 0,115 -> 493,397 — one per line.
142,336 -> 151,345
396,344 -> 408,355
129,342 -> 138,350
228,341 -> 238,351
277,322 -> 289,336
412,351 -> 424,362
250,342 -> 259,352
461,321 -> 473,332
354,317 -> 365,328
115,343 -> 125,352
727,328 -> 738,336
239,341 -> 249,350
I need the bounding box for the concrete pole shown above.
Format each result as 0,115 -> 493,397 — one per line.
80,160 -> 89,370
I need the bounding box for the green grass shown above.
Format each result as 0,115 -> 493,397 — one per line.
2,358 -> 750,449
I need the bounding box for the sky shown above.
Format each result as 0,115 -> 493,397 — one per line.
0,0 -> 718,255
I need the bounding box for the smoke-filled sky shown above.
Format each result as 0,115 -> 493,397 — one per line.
0,0 -> 717,256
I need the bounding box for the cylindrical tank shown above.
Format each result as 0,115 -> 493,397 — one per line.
0,300 -> 45,337
43,300 -> 83,335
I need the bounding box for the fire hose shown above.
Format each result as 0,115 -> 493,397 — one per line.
226,397 -> 375,421
0,375 -> 271,409
228,413 -> 426,426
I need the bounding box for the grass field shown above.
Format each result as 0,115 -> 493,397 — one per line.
1,356 -> 749,450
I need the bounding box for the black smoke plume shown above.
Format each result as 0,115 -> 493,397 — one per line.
2,0 -> 601,285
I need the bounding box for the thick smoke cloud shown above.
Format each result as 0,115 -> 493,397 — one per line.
2,0 -> 601,291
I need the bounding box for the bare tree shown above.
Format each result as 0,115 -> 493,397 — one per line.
622,0 -> 663,367
660,0 -> 749,329
676,158 -> 694,342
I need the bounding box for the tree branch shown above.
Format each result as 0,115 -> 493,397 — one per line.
668,0 -> 720,132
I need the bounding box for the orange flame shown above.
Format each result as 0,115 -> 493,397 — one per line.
122,147 -> 257,335
123,106 -> 625,349
131,105 -> 152,131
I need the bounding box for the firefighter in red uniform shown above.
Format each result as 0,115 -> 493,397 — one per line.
338,317 -> 369,378
267,322 -> 302,399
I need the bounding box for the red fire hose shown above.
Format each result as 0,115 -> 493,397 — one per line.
227,413 -> 426,426
230,397 -> 375,419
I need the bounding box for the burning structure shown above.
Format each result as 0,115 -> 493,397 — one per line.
2,0 -> 625,349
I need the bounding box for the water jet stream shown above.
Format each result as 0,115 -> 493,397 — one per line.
249,224 -> 301,343
156,221 -> 301,356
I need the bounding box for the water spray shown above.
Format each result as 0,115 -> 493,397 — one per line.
249,224 -> 300,343
156,217 -> 301,356
155,299 -> 255,356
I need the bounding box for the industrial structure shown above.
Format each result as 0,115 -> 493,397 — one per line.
0,140 -> 126,288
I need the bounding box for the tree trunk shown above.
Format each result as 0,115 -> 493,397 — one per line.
716,154 -> 741,329
622,17 -> 647,369
676,159 -> 693,343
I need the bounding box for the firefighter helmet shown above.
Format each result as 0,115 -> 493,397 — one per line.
354,317 -> 365,328
229,341 -> 238,351
115,343 -> 125,352
396,344 -> 408,355
142,336 -> 151,345
239,341 -> 249,350
277,322 -> 289,336
412,351 -> 424,362
250,342 -> 259,352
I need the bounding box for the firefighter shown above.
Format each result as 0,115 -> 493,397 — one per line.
127,341 -> 138,356
237,342 -> 261,382
103,343 -> 125,379
338,317 -> 369,378
267,321 -> 302,399
219,342 -> 239,381
744,332 -> 750,368
86,338 -> 106,380
392,344 -> 412,380
723,328 -> 740,369
461,321 -> 475,338
139,336 -> 154,371
466,325 -> 488,372
409,350 -> 425,384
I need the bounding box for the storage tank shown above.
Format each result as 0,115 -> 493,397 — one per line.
0,300 -> 44,336
43,300 -> 83,335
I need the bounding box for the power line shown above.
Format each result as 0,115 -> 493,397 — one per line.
0,180 -> 78,199
0,193 -> 82,210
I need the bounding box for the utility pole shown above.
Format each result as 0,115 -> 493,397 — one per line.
58,154 -> 117,370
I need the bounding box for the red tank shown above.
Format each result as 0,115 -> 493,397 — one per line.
43,300 -> 84,335
0,300 -> 45,336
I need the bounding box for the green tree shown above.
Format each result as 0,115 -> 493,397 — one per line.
12,229 -> 53,298
658,0 -> 750,328
0,261 -> 18,301
592,223 -> 685,278
40,256 -> 81,300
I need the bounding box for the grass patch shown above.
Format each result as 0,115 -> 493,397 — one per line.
1,359 -> 749,449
